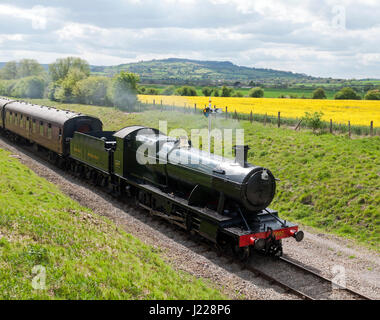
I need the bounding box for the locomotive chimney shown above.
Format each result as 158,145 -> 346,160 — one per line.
233,145 -> 249,167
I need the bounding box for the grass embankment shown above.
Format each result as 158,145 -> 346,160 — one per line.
28,100 -> 380,250
0,148 -> 225,299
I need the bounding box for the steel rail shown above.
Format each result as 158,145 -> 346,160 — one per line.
279,256 -> 372,300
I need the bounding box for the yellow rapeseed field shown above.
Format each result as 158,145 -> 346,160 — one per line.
138,95 -> 380,127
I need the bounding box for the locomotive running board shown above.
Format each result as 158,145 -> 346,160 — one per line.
116,173 -> 231,223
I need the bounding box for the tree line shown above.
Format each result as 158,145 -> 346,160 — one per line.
138,85 -> 265,98
139,84 -> 380,100
0,57 -> 139,111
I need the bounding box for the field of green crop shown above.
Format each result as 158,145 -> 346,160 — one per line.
28,99 -> 380,251
0,148 -> 225,299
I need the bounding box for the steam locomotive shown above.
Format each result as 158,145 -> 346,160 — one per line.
0,98 -> 303,260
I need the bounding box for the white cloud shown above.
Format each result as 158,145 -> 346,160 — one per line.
0,4 -> 61,30
0,34 -> 24,44
0,0 -> 379,78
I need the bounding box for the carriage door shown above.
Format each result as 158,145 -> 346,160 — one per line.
26,116 -> 31,138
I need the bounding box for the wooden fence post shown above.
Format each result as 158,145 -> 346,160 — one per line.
234,110 -> 238,121
295,119 -> 303,131
278,112 -> 281,128
194,103 -> 196,113
370,121 -> 374,136
250,111 -> 253,123
348,121 -> 351,138
264,113 -> 267,126
225,107 -> 228,119
330,119 -> 333,134
153,99 -> 155,105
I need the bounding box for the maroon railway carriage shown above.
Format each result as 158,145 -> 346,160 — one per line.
0,98 -> 102,156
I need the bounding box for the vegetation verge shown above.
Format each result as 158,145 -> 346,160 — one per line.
0,148 -> 225,299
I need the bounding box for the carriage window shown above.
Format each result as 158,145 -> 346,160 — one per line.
40,121 -> 44,136
20,114 -> 23,127
32,119 -> 36,133
26,117 -> 30,130
58,128 -> 62,140
48,123 -> 52,139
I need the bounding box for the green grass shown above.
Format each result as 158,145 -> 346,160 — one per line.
21,100 -> 380,251
0,148 -> 225,299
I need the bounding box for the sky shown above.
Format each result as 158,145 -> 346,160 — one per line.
0,0 -> 379,79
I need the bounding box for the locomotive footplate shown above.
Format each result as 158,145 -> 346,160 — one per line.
221,208 -> 304,248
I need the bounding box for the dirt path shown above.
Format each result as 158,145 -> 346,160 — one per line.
0,136 -> 379,299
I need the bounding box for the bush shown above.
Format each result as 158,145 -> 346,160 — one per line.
213,89 -> 220,97
0,79 -> 16,96
49,57 -> 90,82
175,86 -> 197,96
21,77 -> 45,98
202,87 -> 213,97
302,111 -> 324,133
248,87 -> 264,98
54,68 -> 88,102
161,86 -> 175,95
73,76 -> 111,106
221,86 -> 234,97
233,91 -> 243,97
364,89 -> 380,100
334,87 -> 361,100
46,81 -> 61,101
145,88 -> 160,95
312,88 -> 327,99
0,59 -> 45,80
0,76 -> 45,99
110,71 -> 140,111
17,59 -> 46,79
137,86 -> 146,94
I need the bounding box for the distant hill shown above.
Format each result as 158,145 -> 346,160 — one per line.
2,58 -> 378,86
2,59 -> 307,83
90,58 -> 314,84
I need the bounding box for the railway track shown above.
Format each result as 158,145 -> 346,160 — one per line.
151,207 -> 373,301
198,244 -> 372,300
144,216 -> 373,300
275,256 -> 372,300
0,136 -> 374,301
